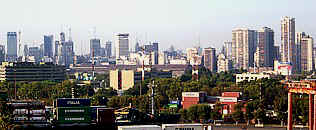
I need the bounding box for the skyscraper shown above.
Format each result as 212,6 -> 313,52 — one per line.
90,38 -> 101,57
232,28 -> 257,70
23,44 -> 28,56
152,42 -> 159,52
223,41 -> 232,60
295,32 -> 306,72
7,32 -> 17,61
281,16 -> 296,71
44,35 -> 54,57
256,27 -> 274,67
115,33 -> 129,59
105,41 -> 112,58
135,41 -> 141,53
203,47 -> 217,72
0,45 -> 5,62
300,35 -> 314,72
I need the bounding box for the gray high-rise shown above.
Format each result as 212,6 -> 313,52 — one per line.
281,16 -> 296,71
115,33 -> 129,59
44,35 -> 54,57
256,27 -> 274,67
90,38 -> 101,57
232,28 -> 257,70
7,32 -> 17,61
105,41 -> 112,57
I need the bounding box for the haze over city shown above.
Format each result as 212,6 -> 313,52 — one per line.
0,0 -> 316,55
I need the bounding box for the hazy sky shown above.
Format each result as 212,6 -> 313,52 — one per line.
0,0 -> 315,55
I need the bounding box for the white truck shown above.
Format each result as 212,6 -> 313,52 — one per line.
118,125 -> 161,130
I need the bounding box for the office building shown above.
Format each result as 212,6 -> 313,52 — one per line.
0,45 -> 5,62
7,32 -> 17,61
232,28 -> 257,70
236,73 -> 270,83
203,48 -> 217,72
0,62 -> 65,81
135,41 -> 141,53
115,33 -> 129,59
217,53 -> 232,73
281,16 -> 296,72
23,44 -> 28,56
105,41 -> 112,58
223,41 -> 232,60
152,42 -> 159,52
62,40 -> 74,67
295,32 -> 306,72
28,47 -> 41,63
109,70 -> 134,91
300,36 -> 314,72
44,35 -> 54,57
256,27 -> 275,67
90,38 -> 101,57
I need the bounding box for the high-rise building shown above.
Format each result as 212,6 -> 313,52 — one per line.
23,44 -> 28,57
135,41 -> 141,53
295,32 -> 306,72
29,47 -> 41,63
256,27 -> 274,67
203,48 -> 217,72
7,32 -> 17,61
115,33 -> 129,59
105,41 -> 112,58
281,16 -> 296,71
232,28 -> 257,70
273,46 -> 280,61
152,42 -> 159,52
223,41 -> 232,60
62,40 -> 74,67
217,53 -> 232,73
0,45 -> 5,62
44,35 -> 54,57
300,35 -> 314,72
90,38 -> 101,57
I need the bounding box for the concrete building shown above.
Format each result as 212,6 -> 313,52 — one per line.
300,36 -> 314,72
115,33 -> 129,59
186,48 -> 198,64
232,28 -> 257,70
28,47 -> 41,63
281,16 -> 296,72
236,72 -> 270,83
217,53 -> 232,73
256,27 -> 274,67
296,32 -> 306,72
105,41 -> 112,58
109,70 -> 134,91
274,60 -> 292,76
44,35 -> 54,58
223,41 -> 232,60
7,32 -> 17,61
203,48 -> 217,72
0,45 -> 5,62
0,62 -> 65,81
90,38 -> 101,57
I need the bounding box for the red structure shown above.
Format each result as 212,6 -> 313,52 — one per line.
286,80 -> 316,130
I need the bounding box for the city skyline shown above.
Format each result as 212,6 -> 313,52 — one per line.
0,0 -> 316,55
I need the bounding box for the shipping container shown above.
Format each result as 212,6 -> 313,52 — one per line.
182,97 -> 199,102
219,97 -> 237,103
56,98 -> 90,107
118,125 -> 161,130
162,124 -> 204,130
57,115 -> 91,124
29,109 -> 45,115
13,109 -> 28,115
221,92 -> 240,98
57,107 -> 91,116
182,92 -> 200,97
96,108 -> 115,125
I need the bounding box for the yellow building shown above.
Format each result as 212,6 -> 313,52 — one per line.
110,70 -> 134,91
